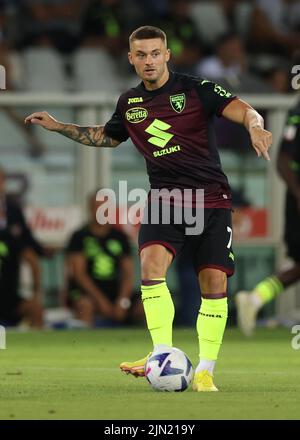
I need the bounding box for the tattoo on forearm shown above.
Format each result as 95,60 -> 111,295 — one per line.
58,124 -> 118,147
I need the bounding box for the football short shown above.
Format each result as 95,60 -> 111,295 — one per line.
138,202 -> 235,276
284,193 -> 300,262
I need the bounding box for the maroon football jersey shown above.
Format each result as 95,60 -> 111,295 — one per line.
104,71 -> 237,208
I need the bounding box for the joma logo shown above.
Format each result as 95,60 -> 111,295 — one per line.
128,97 -> 143,104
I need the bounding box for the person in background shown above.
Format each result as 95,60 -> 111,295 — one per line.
156,0 -> 202,74
249,0 -> 300,57
0,167 -> 43,327
236,98 -> 300,336
19,0 -> 83,53
0,165 -> 47,258
264,66 -> 291,94
196,32 -> 270,93
79,0 -> 126,57
64,192 -> 142,327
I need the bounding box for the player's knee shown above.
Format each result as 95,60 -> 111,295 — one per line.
140,245 -> 172,279
141,251 -> 167,278
199,268 -> 227,294
141,257 -> 165,279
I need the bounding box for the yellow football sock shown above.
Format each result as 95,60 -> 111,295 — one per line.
197,297 -> 228,360
141,279 -> 175,347
254,276 -> 284,304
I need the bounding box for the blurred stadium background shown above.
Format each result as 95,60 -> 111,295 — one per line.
0,1 -> 300,334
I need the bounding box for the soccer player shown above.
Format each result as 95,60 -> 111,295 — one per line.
24,26 -> 272,391
236,99 -> 300,336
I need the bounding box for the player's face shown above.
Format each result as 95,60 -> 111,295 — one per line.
128,38 -> 170,88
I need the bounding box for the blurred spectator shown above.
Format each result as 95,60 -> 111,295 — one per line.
156,0 -> 202,74
264,67 -> 291,93
64,192 -> 143,327
0,166 -> 47,257
137,0 -> 169,22
0,166 -> 43,328
216,0 -> 241,29
0,228 -> 44,328
0,1 -> 21,49
197,32 -> 246,80
80,0 -> 126,57
249,0 -> 300,56
196,32 -> 271,93
19,0 -> 83,53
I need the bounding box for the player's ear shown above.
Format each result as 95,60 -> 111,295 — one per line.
128,52 -> 133,65
166,48 -> 171,62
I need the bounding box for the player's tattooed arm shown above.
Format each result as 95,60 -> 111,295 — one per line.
24,111 -> 120,148
58,124 -> 120,148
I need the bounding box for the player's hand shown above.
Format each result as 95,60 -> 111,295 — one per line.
249,126 -> 272,161
24,111 -> 61,131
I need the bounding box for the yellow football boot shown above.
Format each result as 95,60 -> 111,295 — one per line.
120,352 -> 151,378
192,370 -> 218,392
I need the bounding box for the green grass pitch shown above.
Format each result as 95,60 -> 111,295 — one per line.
0,327 -> 299,420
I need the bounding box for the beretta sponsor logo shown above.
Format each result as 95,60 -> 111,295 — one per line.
126,107 -> 148,123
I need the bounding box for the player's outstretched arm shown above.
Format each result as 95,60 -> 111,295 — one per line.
222,99 -> 272,161
24,111 -> 120,148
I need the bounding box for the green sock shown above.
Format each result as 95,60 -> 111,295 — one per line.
254,276 -> 284,304
197,298 -> 228,361
141,279 -> 175,347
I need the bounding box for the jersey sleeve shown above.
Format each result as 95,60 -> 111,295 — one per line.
279,106 -> 300,155
195,79 -> 237,118
104,97 -> 129,142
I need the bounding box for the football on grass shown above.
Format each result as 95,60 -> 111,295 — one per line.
145,346 -> 193,392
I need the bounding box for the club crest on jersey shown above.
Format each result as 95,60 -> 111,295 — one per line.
170,93 -> 185,113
